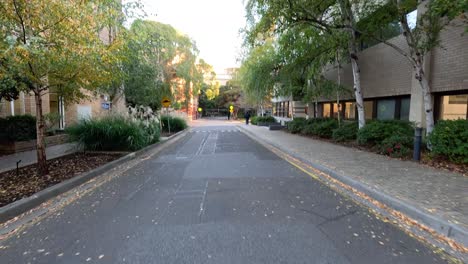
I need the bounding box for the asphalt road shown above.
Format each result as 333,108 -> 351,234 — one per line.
0,123 -> 449,263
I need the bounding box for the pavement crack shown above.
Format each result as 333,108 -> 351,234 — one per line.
318,210 -> 358,227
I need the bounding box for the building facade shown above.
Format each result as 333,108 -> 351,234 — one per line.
272,13 -> 468,127
0,23 -> 126,129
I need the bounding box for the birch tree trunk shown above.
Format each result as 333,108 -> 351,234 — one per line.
339,0 -> 366,128
415,62 -> 435,134
396,0 -> 435,135
34,89 -> 48,176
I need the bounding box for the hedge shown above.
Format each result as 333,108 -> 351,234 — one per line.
428,119 -> 468,163
0,115 -> 37,142
160,116 -> 188,133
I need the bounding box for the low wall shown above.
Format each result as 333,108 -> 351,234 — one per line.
0,134 -> 69,155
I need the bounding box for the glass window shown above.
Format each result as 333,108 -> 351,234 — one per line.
332,103 -> 341,118
440,94 -> 468,120
400,98 -> 410,120
345,102 -> 356,119
364,101 -> 373,120
323,103 -> 331,118
377,99 -> 396,120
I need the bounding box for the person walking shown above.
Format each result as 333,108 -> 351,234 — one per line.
244,110 -> 251,125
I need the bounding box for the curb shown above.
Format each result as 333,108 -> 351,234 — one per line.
238,125 -> 468,248
0,129 -> 189,224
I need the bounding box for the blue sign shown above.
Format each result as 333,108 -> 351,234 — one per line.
101,102 -> 110,110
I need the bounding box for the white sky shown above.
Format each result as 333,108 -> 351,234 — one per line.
135,0 -> 246,72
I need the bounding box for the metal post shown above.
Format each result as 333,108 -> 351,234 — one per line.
413,127 -> 423,161
167,107 -> 171,135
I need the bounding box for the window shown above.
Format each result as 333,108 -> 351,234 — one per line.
439,94 -> 468,120
400,98 -> 410,121
323,103 -> 331,118
377,99 -> 396,120
364,101 -> 374,120
345,102 -> 356,119
332,103 -> 341,118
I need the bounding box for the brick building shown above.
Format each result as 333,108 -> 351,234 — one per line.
272,8 -> 468,127
0,26 -> 126,129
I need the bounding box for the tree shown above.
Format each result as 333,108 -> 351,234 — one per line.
0,0 -> 124,175
238,40 -> 278,114
384,0 -> 466,134
123,19 -> 209,114
245,0 -> 371,128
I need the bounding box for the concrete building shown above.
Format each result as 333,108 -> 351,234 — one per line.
272,9 -> 468,127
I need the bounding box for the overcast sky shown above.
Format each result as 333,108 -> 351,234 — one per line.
133,0 -> 246,72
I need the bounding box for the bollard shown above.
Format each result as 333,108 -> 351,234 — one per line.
413,127 -> 423,161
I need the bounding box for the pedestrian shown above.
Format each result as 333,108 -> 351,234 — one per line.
244,110 -> 251,125
227,110 -> 231,121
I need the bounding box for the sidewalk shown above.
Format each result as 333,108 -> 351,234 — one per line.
0,143 -> 78,173
239,125 -> 468,245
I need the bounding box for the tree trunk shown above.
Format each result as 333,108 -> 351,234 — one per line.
415,64 -> 435,134
336,56 -> 341,126
350,58 -> 365,128
34,90 -> 48,176
314,98 -> 318,118
339,0 -> 366,128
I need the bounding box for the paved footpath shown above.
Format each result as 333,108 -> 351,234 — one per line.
0,121 -> 450,263
0,143 -> 78,173
240,125 -> 468,244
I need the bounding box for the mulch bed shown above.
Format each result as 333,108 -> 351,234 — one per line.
0,153 -> 123,207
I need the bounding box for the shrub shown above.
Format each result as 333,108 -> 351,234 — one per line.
357,120 -> 413,146
0,115 -> 37,142
378,134 -> 413,158
314,118 -> 339,138
160,116 -> 188,133
301,123 -> 318,136
332,122 -> 358,142
286,117 -> 307,134
252,116 -> 276,125
300,118 -> 338,138
66,115 -> 157,151
429,119 -> 468,163
256,116 -> 276,124
251,116 -> 258,125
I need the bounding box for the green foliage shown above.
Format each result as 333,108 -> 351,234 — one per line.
300,118 -> 338,138
253,116 -> 276,125
378,134 -> 413,158
238,40 -> 277,106
160,116 -> 188,133
332,122 -> 359,142
357,120 -> 414,146
356,120 -> 414,158
0,115 -> 37,142
123,20 -> 211,109
286,117 -> 307,134
66,115 -> 159,151
429,120 -> 468,163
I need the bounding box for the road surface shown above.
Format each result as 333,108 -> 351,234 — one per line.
0,121 -> 448,263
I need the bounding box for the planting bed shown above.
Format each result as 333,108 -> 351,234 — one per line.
0,153 -> 122,207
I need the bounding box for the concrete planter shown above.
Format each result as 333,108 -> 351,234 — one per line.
0,134 -> 69,155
